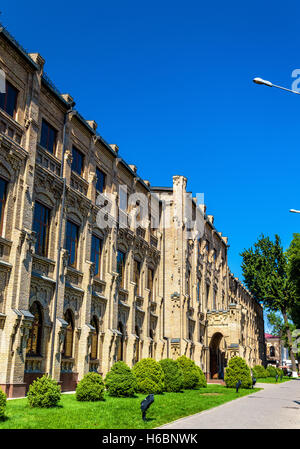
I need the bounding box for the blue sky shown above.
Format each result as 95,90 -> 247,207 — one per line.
2,1 -> 300,330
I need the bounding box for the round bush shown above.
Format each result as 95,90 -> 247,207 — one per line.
132,358 -> 164,394
266,365 -> 278,378
252,365 -> 267,378
224,356 -> 252,389
277,368 -> 284,378
105,361 -> 137,397
159,358 -> 184,392
76,372 -> 105,402
177,355 -> 201,389
0,389 -> 6,420
196,366 -> 207,387
27,375 -> 61,408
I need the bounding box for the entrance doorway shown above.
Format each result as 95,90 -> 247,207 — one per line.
209,332 -> 225,379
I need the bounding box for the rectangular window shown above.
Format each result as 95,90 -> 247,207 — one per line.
213,249 -> 217,262
0,80 -> 18,118
117,250 -> 126,288
187,269 -> 191,296
206,284 -> 210,308
40,119 -> 57,154
197,279 -> 201,304
65,220 -> 79,267
147,267 -> 154,298
96,168 -> 106,193
134,259 -> 141,295
33,202 -> 50,257
119,186 -> 128,211
213,289 -> 217,310
91,234 -> 102,278
71,146 -> 84,176
0,177 -> 7,235
206,240 -> 210,253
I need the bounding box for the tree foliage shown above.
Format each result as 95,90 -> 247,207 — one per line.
287,233 -> 300,329
241,234 -> 298,372
241,234 -> 294,313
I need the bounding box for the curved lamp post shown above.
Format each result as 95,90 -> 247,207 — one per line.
254,76 -> 300,378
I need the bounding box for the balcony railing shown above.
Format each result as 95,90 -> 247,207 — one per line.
150,234 -> 158,247
25,357 -> 43,373
61,358 -> 74,373
0,109 -> 24,147
71,171 -> 89,196
36,144 -> 61,177
136,226 -> 146,239
89,360 -> 100,372
0,237 -> 12,264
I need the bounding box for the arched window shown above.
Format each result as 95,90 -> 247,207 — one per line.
135,325 -> 140,363
117,321 -> 124,361
26,302 -> 43,356
63,310 -> 74,358
90,316 -> 99,360
270,346 -> 275,357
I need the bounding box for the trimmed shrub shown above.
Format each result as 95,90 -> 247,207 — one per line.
159,358 -> 184,392
27,375 -> 61,408
196,366 -> 207,388
224,356 -> 252,389
277,368 -> 284,378
0,389 -> 6,419
76,372 -> 105,402
266,365 -> 278,378
132,358 -> 164,394
252,365 -> 267,378
177,355 -> 201,389
105,361 -> 137,397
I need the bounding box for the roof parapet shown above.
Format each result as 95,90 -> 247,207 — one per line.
61,93 -> 74,105
109,144 -> 119,154
207,214 -> 214,224
28,53 -> 45,72
129,164 -> 137,173
86,120 -> 98,131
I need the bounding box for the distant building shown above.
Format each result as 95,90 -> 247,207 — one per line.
265,333 -> 289,367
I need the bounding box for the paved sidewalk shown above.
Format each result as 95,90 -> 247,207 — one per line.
159,380 -> 300,429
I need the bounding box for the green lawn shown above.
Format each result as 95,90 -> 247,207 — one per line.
0,385 -> 260,429
256,376 -> 293,384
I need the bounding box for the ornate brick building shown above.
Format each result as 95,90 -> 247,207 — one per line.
0,25 -> 265,397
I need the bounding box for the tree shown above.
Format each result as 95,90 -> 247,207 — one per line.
267,311 -> 284,337
287,233 -> 300,329
241,234 -> 298,374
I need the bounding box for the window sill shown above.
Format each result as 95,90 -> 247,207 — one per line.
93,277 -> 106,286
33,253 -> 55,266
67,266 -> 83,277
25,355 -> 43,360
71,170 -> 88,185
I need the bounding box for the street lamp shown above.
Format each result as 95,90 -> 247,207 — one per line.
253,77 -> 300,95
254,76 -> 300,379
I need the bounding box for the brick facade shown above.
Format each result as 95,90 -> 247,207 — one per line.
0,25 -> 265,397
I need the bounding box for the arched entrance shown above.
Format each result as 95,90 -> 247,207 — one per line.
209,332 -> 225,379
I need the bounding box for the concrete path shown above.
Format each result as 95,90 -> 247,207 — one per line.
159,380 -> 300,429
